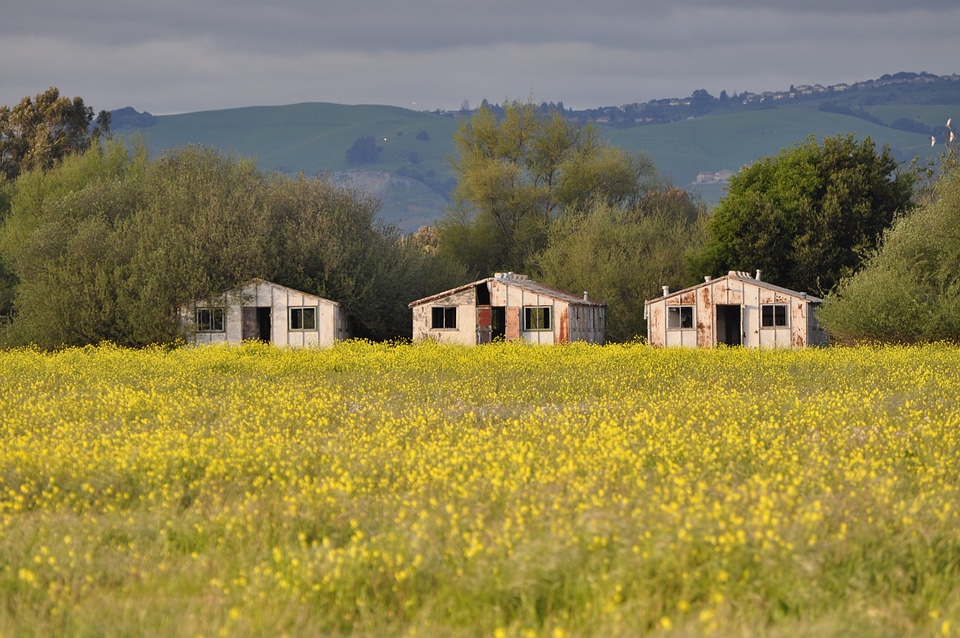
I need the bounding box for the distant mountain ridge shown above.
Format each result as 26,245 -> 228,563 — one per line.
112,72 -> 960,231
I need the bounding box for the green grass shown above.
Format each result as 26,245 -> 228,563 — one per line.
2,341 -> 960,637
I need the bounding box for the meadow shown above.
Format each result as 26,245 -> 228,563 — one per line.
1,341 -> 959,637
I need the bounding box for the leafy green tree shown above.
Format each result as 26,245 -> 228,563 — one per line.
345,135 -> 383,164
818,165 -> 960,343
0,143 -> 461,347
691,134 -> 915,294
534,187 -> 707,341
439,99 -> 655,276
0,87 -> 110,181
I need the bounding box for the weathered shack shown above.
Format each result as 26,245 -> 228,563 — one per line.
644,270 -> 829,348
409,272 -> 606,345
180,279 -> 349,347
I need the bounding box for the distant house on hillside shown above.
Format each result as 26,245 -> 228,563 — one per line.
409,272 -> 606,345
644,270 -> 829,348
180,279 -> 348,348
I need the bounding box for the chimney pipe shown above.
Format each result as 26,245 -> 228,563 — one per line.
583,291 -> 589,301
755,269 -> 762,281
662,285 -> 670,296
704,275 -> 712,282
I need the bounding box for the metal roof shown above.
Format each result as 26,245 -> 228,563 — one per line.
408,273 -> 607,308
644,270 -> 823,306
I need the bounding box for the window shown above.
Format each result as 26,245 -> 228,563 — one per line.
196,307 -> 225,333
667,306 -> 694,330
761,304 -> 788,328
431,306 -> 457,329
524,306 -> 551,331
289,307 -> 317,331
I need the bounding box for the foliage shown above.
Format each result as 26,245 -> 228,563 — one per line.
534,188 -> 708,341
2,342 -> 960,637
0,87 -> 110,181
438,100 -> 656,276
0,144 -> 462,348
691,134 -> 915,295
345,135 -> 383,164
818,165 -> 960,343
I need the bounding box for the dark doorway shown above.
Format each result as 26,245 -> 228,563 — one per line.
242,306 -> 272,342
477,306 -> 506,343
716,305 -> 742,346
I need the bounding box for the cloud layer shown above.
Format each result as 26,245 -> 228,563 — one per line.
3,1 -> 958,114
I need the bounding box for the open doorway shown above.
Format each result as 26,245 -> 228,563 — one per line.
715,304 -> 742,346
242,306 -> 272,342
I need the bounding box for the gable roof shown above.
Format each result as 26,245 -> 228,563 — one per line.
409,273 -> 606,308
645,270 -> 823,306
191,278 -> 341,306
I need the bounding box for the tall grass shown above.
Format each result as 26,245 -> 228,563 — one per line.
1,341 -> 959,637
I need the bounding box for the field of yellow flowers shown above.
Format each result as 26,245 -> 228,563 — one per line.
2,341 -> 960,637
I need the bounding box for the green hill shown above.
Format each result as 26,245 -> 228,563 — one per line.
114,75 -> 960,231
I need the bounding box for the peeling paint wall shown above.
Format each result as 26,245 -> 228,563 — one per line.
182,280 -> 347,348
411,278 -> 605,345
646,274 -> 824,349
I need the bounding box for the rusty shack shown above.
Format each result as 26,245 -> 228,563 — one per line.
644,270 -> 829,348
180,279 -> 349,348
408,272 -> 606,345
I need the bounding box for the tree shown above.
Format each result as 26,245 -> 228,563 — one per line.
818,165 -> 960,343
439,99 -> 655,276
690,134 -> 915,294
0,87 -> 110,181
534,187 -> 708,341
0,142 -> 461,347
345,135 -> 382,164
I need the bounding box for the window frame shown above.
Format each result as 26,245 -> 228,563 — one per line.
667,305 -> 695,330
760,303 -> 788,328
524,306 -> 552,332
289,306 -> 318,331
431,306 -> 458,330
196,307 -> 225,333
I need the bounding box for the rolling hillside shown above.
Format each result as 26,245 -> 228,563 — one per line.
114,75 -> 960,231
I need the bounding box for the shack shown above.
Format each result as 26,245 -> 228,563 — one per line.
180,279 -> 349,347
409,272 -> 606,345
644,270 -> 829,348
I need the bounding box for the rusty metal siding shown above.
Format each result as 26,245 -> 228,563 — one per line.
505,307 -> 521,341
410,274 -> 606,345
410,287 -> 477,344
697,286 -> 712,347
645,271 -> 825,349
181,279 -> 345,348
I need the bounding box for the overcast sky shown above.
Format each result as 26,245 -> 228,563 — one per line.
3,0 -> 959,116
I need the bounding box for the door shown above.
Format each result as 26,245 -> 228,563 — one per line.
476,306 -> 506,343
242,306 -> 272,342
715,304 -> 742,346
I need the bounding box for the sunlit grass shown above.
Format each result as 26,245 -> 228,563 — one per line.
1,341 -> 959,637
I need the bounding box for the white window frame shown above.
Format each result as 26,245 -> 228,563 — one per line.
431,306 -> 458,329
289,306 -> 318,331
667,305 -> 694,330
761,304 -> 788,328
196,307 -> 225,333
524,306 -> 552,331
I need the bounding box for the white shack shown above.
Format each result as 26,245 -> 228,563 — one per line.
180,279 -> 349,347
409,272 -> 606,345
644,270 -> 829,348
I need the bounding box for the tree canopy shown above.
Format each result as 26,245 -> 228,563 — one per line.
818,164 -> 960,343
0,142 -> 462,348
0,87 -> 110,182
690,134 -> 915,294
438,99 -> 657,276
